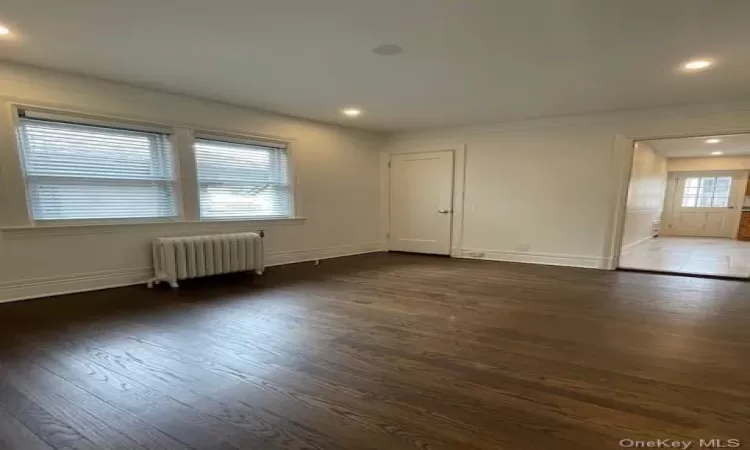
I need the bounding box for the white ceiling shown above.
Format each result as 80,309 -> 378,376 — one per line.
1,0 -> 750,132
647,134 -> 750,158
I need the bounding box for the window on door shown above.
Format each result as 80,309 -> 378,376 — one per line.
681,176 -> 732,208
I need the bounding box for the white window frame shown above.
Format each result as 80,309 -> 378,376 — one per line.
1,102 -> 301,232
13,107 -> 184,225
192,131 -> 296,221
679,175 -> 733,208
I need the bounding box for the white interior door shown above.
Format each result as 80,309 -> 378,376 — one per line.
389,151 -> 454,254
666,173 -> 741,238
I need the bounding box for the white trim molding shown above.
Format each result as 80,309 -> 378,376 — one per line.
2,98 -> 298,146
381,145 -> 468,257
0,99 -> 305,229
0,243 -> 386,304
0,217 -> 307,238
0,267 -> 153,303
266,242 -> 385,267
608,130 -> 750,270
459,248 -> 607,269
620,236 -> 655,255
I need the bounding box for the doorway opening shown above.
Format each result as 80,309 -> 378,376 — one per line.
617,134 -> 750,278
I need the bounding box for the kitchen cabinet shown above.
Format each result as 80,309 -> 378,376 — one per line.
738,212 -> 750,241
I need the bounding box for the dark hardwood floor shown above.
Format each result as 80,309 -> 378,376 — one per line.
0,252 -> 748,450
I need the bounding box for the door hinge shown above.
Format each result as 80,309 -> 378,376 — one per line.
385,232 -> 391,239
387,161 -> 391,168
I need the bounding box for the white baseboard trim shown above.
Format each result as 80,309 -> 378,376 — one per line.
621,235 -> 655,255
459,248 -> 606,269
266,241 -> 385,267
0,267 -> 153,304
0,241 -> 386,304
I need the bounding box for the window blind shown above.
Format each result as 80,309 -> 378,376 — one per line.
17,117 -> 177,221
194,138 -> 291,219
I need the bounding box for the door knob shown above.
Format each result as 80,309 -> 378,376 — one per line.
438,209 -> 451,214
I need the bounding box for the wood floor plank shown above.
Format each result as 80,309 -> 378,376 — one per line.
0,252 -> 748,449
5,355 -> 192,450
26,343 -> 255,450
86,302 -> 732,443
35,335 -> 317,450
0,375 -> 99,450
0,406 -> 52,450
49,328 -> 463,450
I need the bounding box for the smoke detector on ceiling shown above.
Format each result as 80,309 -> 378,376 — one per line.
372,44 -> 404,56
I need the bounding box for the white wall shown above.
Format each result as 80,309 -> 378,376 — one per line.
621,142 -> 667,251
668,156 -> 750,172
0,62 -> 384,302
385,100 -> 750,269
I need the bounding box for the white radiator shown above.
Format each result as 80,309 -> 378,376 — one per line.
149,232 -> 264,288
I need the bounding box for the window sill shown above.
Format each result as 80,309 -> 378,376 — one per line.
0,217 -> 307,238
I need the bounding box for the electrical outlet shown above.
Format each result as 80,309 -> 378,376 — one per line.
517,244 -> 530,252
467,251 -> 485,258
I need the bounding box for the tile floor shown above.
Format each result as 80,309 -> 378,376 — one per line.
619,236 -> 750,278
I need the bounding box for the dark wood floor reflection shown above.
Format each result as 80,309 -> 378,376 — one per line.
0,253 -> 748,449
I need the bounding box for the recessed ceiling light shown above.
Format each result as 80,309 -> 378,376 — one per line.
681,59 -> 713,71
341,108 -> 362,117
0,25 -> 11,36
711,151 -> 724,156
705,138 -> 722,144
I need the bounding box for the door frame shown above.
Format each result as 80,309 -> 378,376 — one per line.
381,146 -> 467,257
661,171 -> 746,238
607,131 -> 750,271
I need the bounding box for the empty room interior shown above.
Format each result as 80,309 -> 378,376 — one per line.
619,135 -> 750,278
0,1 -> 748,449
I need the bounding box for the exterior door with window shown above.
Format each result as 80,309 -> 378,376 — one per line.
666,173 -> 741,237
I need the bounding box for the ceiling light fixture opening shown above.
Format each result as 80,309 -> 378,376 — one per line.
372,44 -> 404,56
0,25 -> 11,36
705,138 -> 722,144
341,108 -> 362,117
681,59 -> 714,71
711,151 -> 724,156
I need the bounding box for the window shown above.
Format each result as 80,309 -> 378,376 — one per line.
17,115 -> 177,221
681,176 -> 732,208
194,137 -> 291,219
